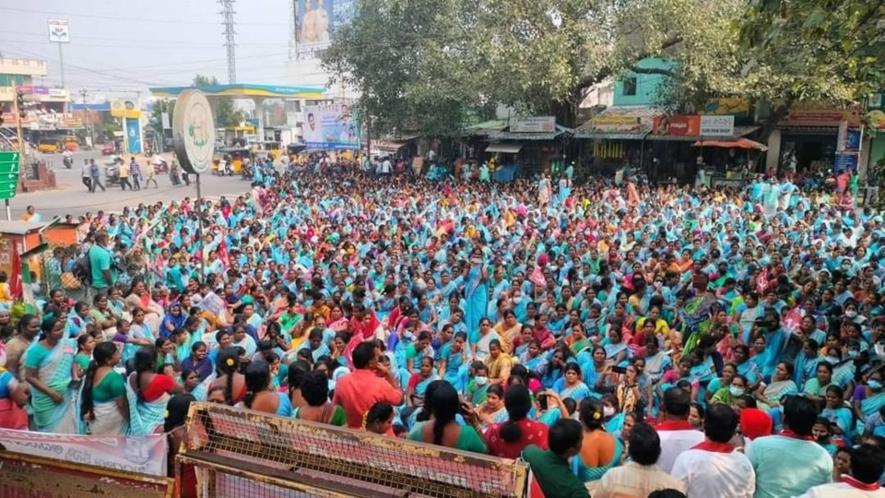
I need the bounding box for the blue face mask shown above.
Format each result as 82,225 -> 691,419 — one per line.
869,380 -> 882,390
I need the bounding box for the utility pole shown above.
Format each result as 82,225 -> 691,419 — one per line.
80,89 -> 94,148
11,85 -> 26,220
219,0 -> 237,84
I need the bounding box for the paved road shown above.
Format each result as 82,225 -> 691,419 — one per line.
7,151 -> 253,219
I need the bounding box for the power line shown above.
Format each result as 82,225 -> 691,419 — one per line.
2,6 -> 288,26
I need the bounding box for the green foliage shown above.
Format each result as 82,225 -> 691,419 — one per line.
324,0 -> 884,134
738,0 -> 885,105
149,99 -> 172,132
192,74 -> 244,128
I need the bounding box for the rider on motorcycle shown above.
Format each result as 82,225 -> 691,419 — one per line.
62,149 -> 73,168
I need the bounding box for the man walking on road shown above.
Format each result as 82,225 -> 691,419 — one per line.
81,159 -> 92,191
130,157 -> 142,191
119,158 -> 132,190
89,159 -> 106,192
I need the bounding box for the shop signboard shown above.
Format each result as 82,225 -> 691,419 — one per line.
703,97 -> 750,116
0,151 -> 21,200
783,106 -> 862,127
653,115 -> 700,136
834,153 -> 858,172
509,116 -> 556,133
588,114 -> 642,133
700,115 -> 735,137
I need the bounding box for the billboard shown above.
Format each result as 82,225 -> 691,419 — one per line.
48,18 -> 70,43
294,0 -> 355,58
126,117 -> 142,153
302,103 -> 359,149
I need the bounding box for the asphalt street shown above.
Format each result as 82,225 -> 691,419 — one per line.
6,150 -> 253,219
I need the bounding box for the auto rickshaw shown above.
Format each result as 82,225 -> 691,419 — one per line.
212,147 -> 251,175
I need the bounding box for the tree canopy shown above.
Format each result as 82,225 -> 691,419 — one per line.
324,0 -> 884,137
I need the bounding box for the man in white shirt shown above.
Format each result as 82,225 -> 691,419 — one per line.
672,403 -> 755,498
798,444 -> 885,498
655,387 -> 705,473
593,422 -> 686,498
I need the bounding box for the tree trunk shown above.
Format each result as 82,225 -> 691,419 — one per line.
758,102 -> 790,145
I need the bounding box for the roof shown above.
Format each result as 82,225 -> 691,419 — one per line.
485,143 -> 523,154
0,220 -> 47,235
149,84 -> 326,99
464,119 -> 509,135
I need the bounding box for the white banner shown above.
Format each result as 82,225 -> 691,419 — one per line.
509,116 -> 556,133
0,428 -> 168,477
699,115 -> 735,137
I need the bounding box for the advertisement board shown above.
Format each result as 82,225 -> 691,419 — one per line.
48,18 -> 70,43
509,116 -> 556,133
302,103 -> 359,149
126,117 -> 142,154
699,115 -> 735,137
653,115 -> 700,136
294,0 -> 355,58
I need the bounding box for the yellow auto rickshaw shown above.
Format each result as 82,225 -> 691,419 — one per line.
212,147 -> 251,175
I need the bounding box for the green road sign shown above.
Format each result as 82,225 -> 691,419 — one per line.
0,151 -> 21,201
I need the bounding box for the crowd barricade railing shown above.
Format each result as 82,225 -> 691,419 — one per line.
177,401 -> 529,498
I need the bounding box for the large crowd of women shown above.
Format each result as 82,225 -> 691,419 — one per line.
0,164 -> 883,497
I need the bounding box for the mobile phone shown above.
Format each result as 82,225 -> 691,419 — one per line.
611,365 -> 627,374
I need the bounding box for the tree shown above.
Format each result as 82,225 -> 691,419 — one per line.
733,0 -> 885,142
148,99 -> 172,132
323,0 -> 488,138
192,74 -> 244,128
325,0 -> 744,130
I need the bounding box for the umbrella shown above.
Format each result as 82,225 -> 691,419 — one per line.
692,138 -> 768,151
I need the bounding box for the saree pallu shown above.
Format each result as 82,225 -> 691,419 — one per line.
125,374 -> 170,436
30,340 -> 78,433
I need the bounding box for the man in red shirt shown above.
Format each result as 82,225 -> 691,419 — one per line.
333,341 -> 404,428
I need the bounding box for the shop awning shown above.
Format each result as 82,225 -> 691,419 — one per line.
485,143 -> 523,154
487,125 -> 571,141
373,140 -> 411,152
692,138 -> 768,151
647,125 -> 759,142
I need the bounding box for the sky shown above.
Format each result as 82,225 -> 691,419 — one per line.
0,0 -> 297,100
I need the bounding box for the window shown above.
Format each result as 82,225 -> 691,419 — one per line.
622,77 -> 637,96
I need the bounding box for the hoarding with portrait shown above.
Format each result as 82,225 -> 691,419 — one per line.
302,103 -> 359,150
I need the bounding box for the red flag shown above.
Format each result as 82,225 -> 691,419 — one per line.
9,241 -> 22,301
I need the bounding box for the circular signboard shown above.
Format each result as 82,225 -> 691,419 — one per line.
173,90 -> 215,175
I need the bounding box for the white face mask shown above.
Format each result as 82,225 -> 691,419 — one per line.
845,310 -> 858,318
603,406 -> 616,417
729,385 -> 745,397
474,376 -> 488,386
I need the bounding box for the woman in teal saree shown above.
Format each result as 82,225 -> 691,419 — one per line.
23,317 -> 79,433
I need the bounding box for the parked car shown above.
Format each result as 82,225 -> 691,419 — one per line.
100,143 -> 116,155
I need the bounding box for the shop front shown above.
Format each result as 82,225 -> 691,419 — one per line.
484,116 -> 571,178
648,114 -> 760,185
772,106 -> 863,176
575,107 -> 659,179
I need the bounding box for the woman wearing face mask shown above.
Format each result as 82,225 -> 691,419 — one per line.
712,373 -> 748,406
853,371 -> 885,422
